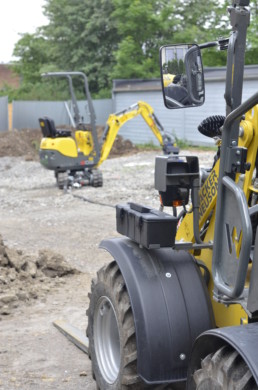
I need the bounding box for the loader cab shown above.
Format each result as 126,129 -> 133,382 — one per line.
160,44 -> 205,109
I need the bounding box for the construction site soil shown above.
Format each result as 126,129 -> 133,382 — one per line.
0,128 -> 214,389
0,127 -> 138,161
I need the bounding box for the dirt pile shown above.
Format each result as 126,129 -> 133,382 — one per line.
0,129 -> 41,160
0,126 -> 138,160
96,126 -> 138,156
0,234 -> 80,317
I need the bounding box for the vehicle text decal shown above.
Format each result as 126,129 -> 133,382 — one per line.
199,170 -> 218,219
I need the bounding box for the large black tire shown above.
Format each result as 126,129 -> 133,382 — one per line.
193,345 -> 257,389
86,261 -> 181,390
86,260 -> 144,389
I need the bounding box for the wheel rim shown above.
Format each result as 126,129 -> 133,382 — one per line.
94,296 -> 121,384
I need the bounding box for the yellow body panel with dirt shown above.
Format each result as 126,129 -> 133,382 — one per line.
74,130 -> 94,156
40,136 -> 78,158
163,73 -> 175,87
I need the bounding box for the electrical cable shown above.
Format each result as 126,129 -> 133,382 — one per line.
71,193 -> 115,209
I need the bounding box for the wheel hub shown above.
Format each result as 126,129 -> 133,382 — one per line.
94,296 -> 121,384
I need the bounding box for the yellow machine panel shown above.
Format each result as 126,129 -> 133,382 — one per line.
75,130 -> 94,156
40,137 -> 78,158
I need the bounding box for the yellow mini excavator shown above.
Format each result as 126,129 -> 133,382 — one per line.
39,72 -> 178,189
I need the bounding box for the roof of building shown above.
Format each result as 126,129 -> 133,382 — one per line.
113,65 -> 258,92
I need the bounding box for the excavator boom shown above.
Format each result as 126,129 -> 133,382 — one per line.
97,101 -> 178,167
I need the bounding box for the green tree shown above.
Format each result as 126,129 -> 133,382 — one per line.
246,1 -> 258,64
110,0 -> 238,78
8,0 -> 258,101
5,32 -> 58,101
42,0 -> 119,94
111,0 -> 177,79
170,0 -> 230,67
9,31 -> 75,100
12,32 -> 49,84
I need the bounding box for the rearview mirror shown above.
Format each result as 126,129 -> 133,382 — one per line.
160,44 -> 205,109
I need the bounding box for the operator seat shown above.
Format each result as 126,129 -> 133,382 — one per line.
39,117 -> 72,138
164,84 -> 190,106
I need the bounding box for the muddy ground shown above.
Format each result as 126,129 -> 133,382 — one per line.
0,129 -> 214,389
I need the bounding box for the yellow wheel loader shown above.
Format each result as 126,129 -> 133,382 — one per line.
39,72 -> 178,189
86,0 -> 258,389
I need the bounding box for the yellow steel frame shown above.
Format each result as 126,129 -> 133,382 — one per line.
176,105 -> 258,327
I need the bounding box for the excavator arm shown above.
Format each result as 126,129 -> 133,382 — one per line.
97,101 -> 179,167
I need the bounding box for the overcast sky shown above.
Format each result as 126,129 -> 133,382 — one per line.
0,0 -> 47,63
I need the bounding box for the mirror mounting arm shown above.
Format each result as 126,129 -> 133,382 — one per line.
199,41 -> 218,50
199,37 -> 230,51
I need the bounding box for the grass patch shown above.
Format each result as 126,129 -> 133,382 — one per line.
136,141 -> 161,151
174,137 -> 216,151
31,139 -> 40,151
136,139 -> 217,152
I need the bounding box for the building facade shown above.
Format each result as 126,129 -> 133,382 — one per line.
112,65 -> 258,146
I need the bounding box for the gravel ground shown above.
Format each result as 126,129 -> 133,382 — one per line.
0,149 -> 214,389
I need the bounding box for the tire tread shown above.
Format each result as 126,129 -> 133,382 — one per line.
194,345 -> 257,390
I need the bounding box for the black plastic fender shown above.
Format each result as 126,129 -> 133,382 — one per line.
187,323 -> 258,388
100,237 -> 215,384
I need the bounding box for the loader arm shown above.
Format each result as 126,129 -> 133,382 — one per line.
97,101 -> 178,167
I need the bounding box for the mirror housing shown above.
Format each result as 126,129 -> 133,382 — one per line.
160,44 -> 205,109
